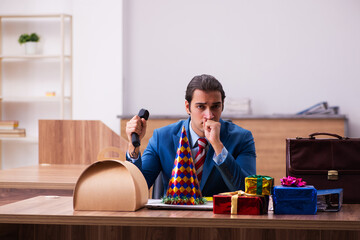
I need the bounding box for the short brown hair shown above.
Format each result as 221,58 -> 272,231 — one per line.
185,74 -> 226,106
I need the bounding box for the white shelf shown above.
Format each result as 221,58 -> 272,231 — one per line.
0,136 -> 38,143
0,14 -> 73,168
0,14 -> 71,19
0,55 -> 71,59
1,96 -> 71,102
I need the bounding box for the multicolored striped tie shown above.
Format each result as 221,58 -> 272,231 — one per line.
194,138 -> 208,183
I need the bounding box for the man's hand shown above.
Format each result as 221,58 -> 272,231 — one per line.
203,118 -> 223,155
126,115 -> 147,158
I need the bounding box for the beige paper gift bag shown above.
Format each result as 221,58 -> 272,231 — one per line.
73,147 -> 148,211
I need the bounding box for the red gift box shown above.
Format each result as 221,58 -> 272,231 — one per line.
213,194 -> 268,215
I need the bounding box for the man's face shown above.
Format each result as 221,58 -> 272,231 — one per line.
185,89 -> 223,137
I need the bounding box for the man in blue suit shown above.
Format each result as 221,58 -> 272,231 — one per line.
126,74 -> 256,197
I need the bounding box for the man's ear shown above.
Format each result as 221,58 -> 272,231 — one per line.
185,100 -> 191,115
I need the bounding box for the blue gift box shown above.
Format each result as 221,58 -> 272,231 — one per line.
273,185 -> 317,215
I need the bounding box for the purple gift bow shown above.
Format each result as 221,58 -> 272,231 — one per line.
280,176 -> 306,187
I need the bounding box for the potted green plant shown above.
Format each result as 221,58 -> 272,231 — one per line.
18,33 -> 40,54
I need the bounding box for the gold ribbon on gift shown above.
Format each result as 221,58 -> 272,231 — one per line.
219,190 -> 260,214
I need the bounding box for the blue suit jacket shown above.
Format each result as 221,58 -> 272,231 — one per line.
128,117 -> 256,197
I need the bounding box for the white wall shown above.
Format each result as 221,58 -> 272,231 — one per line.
0,0 -> 72,14
123,0 -> 360,137
72,0 -> 123,133
0,0 -> 123,169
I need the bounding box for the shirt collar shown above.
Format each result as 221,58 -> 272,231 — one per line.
189,120 -> 201,148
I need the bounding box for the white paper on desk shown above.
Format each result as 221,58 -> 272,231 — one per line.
145,199 -> 213,210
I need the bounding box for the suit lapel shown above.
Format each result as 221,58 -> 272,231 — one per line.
172,118 -> 191,157
172,133 -> 181,151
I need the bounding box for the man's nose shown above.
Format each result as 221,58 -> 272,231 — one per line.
204,108 -> 214,119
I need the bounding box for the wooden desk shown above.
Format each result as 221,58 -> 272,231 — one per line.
0,164 -> 88,206
0,196 -> 359,240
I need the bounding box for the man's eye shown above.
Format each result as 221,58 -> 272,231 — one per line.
197,105 -> 205,109
212,105 -> 221,109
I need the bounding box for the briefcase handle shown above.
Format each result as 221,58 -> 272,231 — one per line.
309,132 -> 348,139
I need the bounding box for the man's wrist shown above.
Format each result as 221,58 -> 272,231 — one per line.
128,144 -> 140,159
129,150 -> 139,159
212,141 -> 224,156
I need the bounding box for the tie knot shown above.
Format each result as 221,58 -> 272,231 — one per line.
197,138 -> 207,149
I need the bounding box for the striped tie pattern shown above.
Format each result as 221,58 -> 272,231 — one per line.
194,138 -> 207,183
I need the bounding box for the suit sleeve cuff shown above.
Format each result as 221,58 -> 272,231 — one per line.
126,151 -> 139,162
213,147 -> 228,165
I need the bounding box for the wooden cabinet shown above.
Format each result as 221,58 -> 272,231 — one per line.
38,120 -> 128,165
119,115 -> 347,185
0,14 -> 72,168
231,116 -> 347,184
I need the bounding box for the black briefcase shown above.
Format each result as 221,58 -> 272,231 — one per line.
286,132 -> 360,203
